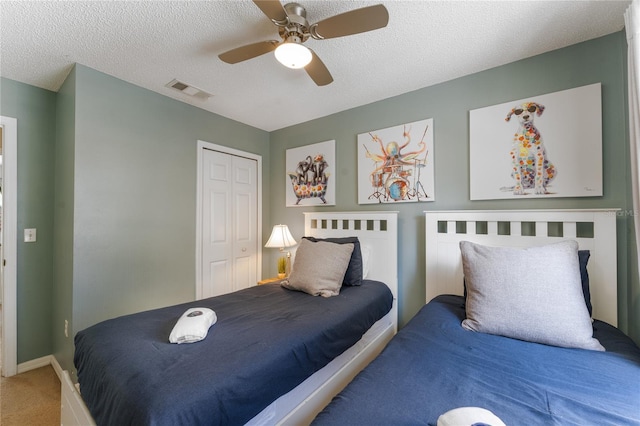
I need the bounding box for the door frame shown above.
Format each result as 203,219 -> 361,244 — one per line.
1,116 -> 18,377
195,140 -> 262,300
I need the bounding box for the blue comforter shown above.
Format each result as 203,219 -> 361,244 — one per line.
74,281 -> 392,426
313,295 -> 640,426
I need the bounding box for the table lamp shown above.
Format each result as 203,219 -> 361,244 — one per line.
265,224 -> 297,278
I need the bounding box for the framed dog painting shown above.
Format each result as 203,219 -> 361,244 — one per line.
285,140 -> 336,207
469,83 -> 602,200
357,118 -> 434,204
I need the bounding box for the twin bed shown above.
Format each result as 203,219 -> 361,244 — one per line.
61,211 -> 399,425
314,209 -> 640,425
62,209 -> 640,425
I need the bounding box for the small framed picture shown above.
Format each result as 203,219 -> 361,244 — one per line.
285,140 -> 336,207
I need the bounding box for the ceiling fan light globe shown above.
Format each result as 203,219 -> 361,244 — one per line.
275,42 -> 312,69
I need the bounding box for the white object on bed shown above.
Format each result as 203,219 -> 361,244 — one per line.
168,307 -> 217,344
437,406 -> 506,426
425,209 -> 619,326
61,211 -> 398,426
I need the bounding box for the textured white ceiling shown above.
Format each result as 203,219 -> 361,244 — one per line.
0,0 -> 631,131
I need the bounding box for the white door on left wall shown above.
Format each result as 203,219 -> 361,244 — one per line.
1,116 -> 17,377
201,149 -> 258,297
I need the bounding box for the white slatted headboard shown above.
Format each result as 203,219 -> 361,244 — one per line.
305,211 -> 398,330
425,209 -> 618,326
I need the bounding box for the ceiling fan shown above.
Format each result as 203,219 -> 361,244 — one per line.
218,1 -> 389,86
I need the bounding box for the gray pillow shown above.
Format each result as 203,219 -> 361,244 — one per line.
281,239 -> 354,297
460,240 -> 604,351
302,236 -> 363,286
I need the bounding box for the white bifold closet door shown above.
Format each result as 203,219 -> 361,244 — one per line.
201,149 -> 258,297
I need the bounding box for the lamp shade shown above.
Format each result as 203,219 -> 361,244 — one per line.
274,42 -> 312,69
265,224 -> 297,249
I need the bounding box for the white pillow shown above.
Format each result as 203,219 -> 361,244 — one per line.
281,239 -> 354,297
360,244 -> 371,279
460,240 -> 604,351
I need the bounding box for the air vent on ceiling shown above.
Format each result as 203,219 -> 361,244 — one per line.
165,79 -> 212,100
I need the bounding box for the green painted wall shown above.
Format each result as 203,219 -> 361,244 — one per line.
0,77 -> 56,362
269,31 -> 639,343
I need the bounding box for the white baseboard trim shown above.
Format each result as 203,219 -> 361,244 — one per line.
50,356 -> 64,381
17,354 -> 65,383
17,355 -> 53,374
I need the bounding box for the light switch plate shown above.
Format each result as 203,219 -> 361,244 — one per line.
24,228 -> 37,242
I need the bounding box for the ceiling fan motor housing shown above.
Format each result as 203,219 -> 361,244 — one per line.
278,3 -> 310,42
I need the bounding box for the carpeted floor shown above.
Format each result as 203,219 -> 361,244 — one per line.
0,365 -> 60,425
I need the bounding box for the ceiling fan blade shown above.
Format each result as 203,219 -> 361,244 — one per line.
310,4 -> 389,40
253,0 -> 288,25
219,40 -> 279,64
305,49 -> 333,86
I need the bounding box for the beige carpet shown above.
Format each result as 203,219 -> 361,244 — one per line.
0,365 -> 60,425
